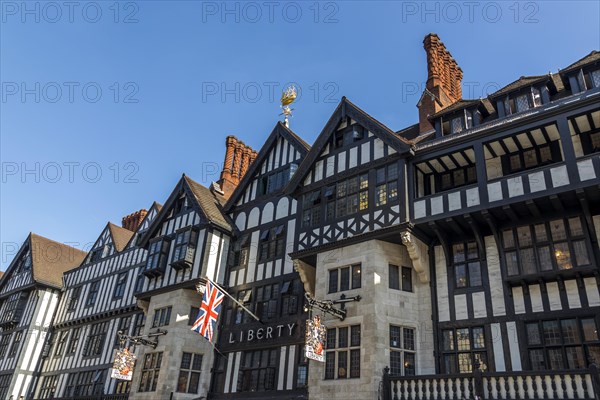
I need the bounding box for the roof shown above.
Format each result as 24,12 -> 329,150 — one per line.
560,51 -> 600,74
184,175 -> 231,231
285,97 -> 413,195
490,75 -> 548,98
29,233 -> 87,288
429,99 -> 494,119
108,223 -> 134,252
224,122 -> 311,211
282,122 -> 311,151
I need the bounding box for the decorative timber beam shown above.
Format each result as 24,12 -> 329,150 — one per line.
465,214 -> 486,261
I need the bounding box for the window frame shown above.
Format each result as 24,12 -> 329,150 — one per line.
525,317 -> 600,370
324,325 -> 361,380
328,264 -> 361,294
389,325 -> 416,375
502,216 -> 592,279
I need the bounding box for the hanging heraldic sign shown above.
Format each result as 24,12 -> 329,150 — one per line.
305,315 -> 326,362
111,348 -> 136,381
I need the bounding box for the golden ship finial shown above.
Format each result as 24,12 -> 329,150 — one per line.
280,85 -> 297,127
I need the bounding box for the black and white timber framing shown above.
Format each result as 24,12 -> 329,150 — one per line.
0,46 -> 598,400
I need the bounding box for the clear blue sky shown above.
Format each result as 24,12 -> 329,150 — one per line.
1,1 -> 599,270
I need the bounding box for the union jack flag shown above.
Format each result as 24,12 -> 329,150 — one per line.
191,280 -> 225,342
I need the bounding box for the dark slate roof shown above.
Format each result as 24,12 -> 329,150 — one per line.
184,175 -> 231,231
396,123 -> 420,140
489,76 -> 548,98
108,223 -> 134,252
224,122 -> 310,211
429,99 -> 495,120
560,51 -> 600,74
29,233 -> 87,288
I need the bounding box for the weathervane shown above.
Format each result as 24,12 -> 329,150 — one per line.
280,85 -> 297,127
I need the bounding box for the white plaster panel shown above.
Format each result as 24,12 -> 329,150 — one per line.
454,294 -> 468,320
374,138 -> 384,159
487,182 -> 503,202
565,279 -> 582,309
448,191 -> 461,211
325,156 -> 335,178
546,282 -> 562,311
577,159 -> 596,181
506,321 -> 522,371
348,147 -> 358,169
528,171 -> 546,192
465,187 -> 480,207
361,141 -> 371,165
529,284 -> 544,312
485,236 -> 506,316
512,286 -> 526,314
491,323 -> 506,372
550,165 -> 570,187
435,247 -> 450,322
337,151 -> 346,173
472,291 -> 487,318
414,201 -> 426,219
507,176 -> 524,198
430,196 -> 444,215
585,277 -> 600,306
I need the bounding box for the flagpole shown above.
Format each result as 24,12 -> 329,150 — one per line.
206,277 -> 263,324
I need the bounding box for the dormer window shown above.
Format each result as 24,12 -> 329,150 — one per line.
451,117 -> 463,134
502,86 -> 544,116
443,109 -> 474,135
333,125 -> 366,149
516,94 -> 530,113
592,70 -> 600,88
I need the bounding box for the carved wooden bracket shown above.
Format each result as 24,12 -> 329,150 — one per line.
293,259 -> 316,296
401,232 -> 430,283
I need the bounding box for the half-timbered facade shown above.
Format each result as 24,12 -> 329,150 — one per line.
285,35 -> 600,400
128,175 -> 233,400
285,97 -> 436,400
33,206 -> 160,400
0,234 -> 86,399
210,122 -> 311,399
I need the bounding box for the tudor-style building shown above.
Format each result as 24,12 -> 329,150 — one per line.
33,206 -> 160,399
1,33 -> 598,400
285,97 -> 436,400
284,35 -> 600,400
0,234 -> 86,399
210,123 -> 311,399
128,173 -> 239,400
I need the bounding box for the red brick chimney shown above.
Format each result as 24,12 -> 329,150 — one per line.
218,135 -> 257,199
418,33 -> 464,133
122,209 -> 148,231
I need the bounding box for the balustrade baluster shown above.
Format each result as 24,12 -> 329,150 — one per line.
571,374 -> 578,399
559,374 -> 567,399
486,376 -> 493,399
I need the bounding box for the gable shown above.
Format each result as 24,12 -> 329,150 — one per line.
84,224 -> 117,264
302,119 -> 400,187
139,175 -> 230,247
285,97 -> 411,194
225,122 -> 310,210
0,240 -> 33,296
125,202 -> 162,249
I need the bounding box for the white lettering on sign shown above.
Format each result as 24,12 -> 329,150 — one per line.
226,322 -> 296,344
